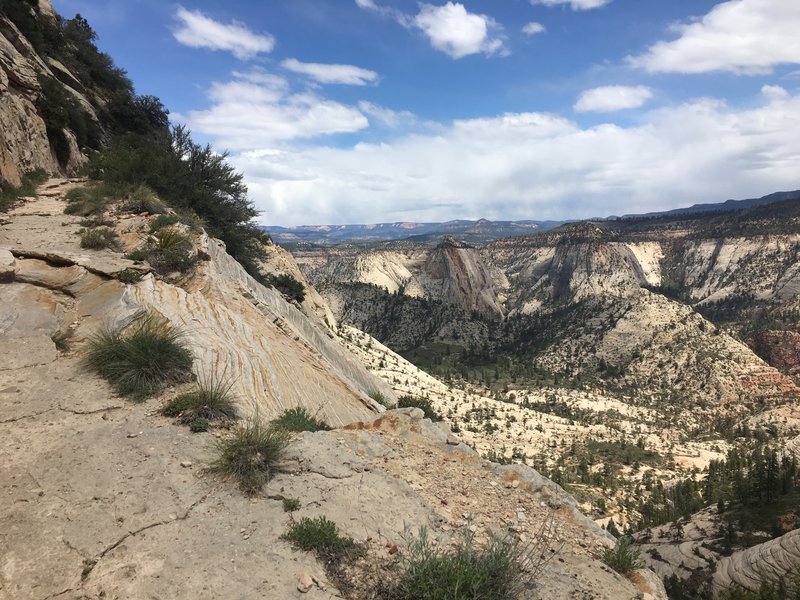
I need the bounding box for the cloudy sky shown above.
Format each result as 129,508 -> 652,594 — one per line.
53,0 -> 800,225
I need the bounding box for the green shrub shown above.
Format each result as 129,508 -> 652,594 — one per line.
210,417 -> 288,496
79,216 -> 114,228
83,312 -> 193,400
393,526 -> 536,600
64,183 -> 120,216
125,228 -> 196,274
369,389 -> 392,408
718,572 -> 800,600
189,417 -> 209,433
79,227 -> 118,249
281,516 -> 361,562
601,536 -> 644,575
125,249 -> 148,261
121,185 -> 166,214
271,407 -> 329,432
283,497 -> 301,512
162,376 -> 238,424
149,214 -> 179,232
264,273 -> 305,303
86,125 -> 270,280
148,228 -> 197,273
117,268 -> 143,284
397,396 -> 442,421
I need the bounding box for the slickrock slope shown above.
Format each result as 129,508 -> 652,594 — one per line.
712,529 -> 800,595
0,179 -> 392,424
635,507 -> 800,598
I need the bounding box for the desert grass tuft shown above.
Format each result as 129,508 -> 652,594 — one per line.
79,227 -> 118,250
210,417 -> 289,496
162,376 -> 238,424
601,536 -> 644,575
83,312 -> 193,400
121,185 -> 166,214
392,526 -> 539,600
126,228 -> 196,274
369,389 -> 392,408
64,183 -> 122,216
283,497 -> 301,512
281,516 -> 362,563
271,406 -> 330,432
0,169 -> 47,212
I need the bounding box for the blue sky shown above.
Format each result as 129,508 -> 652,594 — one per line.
52,0 -> 800,225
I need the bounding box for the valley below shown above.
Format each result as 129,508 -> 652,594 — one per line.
294,203 -> 800,598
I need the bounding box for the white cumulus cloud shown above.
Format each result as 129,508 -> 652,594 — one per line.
522,22 -> 546,36
574,85 -> 654,112
414,3 -> 506,59
223,90 -> 800,226
185,71 -> 368,149
281,59 -> 379,86
355,0 -> 506,58
173,6 -> 275,60
530,0 -> 611,11
357,101 -> 416,127
629,0 -> 800,75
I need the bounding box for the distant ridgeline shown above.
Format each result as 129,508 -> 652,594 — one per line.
264,190 -> 800,247
0,0 -> 272,283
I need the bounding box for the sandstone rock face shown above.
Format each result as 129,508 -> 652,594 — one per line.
0,17 -> 57,184
677,236 -> 800,305
308,239 -> 507,319
0,8 -> 92,184
417,239 -> 507,319
747,331 -> 800,379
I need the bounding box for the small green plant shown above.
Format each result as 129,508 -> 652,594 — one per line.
601,536 -> 644,575
149,214 -> 179,232
124,228 -> 196,274
369,389 -> 392,408
83,312 -> 194,400
79,216 -> 114,228
392,526 -> 539,600
210,417 -> 288,496
189,417 -> 209,433
121,185 -> 166,214
283,497 -> 301,512
117,268 -> 143,284
125,249 -> 148,261
79,227 -> 118,249
162,376 -> 238,424
264,273 -> 306,303
282,516 -> 361,562
397,396 -> 442,421
64,183 -> 120,216
148,228 -> 197,273
271,406 -> 330,432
